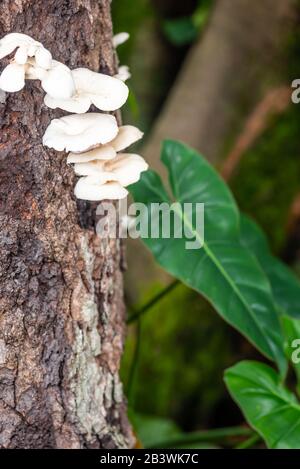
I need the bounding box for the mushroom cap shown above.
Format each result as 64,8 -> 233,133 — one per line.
41,61 -> 75,99
73,153 -> 148,186
110,125 -> 143,152
0,62 -> 25,92
114,65 -> 131,82
42,113 -> 119,153
35,46 -> 52,69
74,161 -> 111,177
72,68 -> 129,111
43,68 -> 129,113
0,33 -> 35,60
67,145 -> 116,164
0,34 -> 52,69
74,177 -> 128,201
44,93 -> 91,114
105,153 -> 148,186
113,32 -> 130,48
14,45 -> 28,64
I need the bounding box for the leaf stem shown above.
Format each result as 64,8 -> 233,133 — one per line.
148,426 -> 253,449
127,280 -> 180,324
127,319 -> 142,406
235,433 -> 261,449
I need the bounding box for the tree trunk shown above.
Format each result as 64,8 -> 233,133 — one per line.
0,0 -> 133,449
143,0 -> 293,173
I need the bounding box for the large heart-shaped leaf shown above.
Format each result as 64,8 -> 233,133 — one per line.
129,140 -> 286,372
240,214 -> 300,319
225,360 -> 300,448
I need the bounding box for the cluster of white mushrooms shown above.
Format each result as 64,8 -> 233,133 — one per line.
0,33 -> 148,201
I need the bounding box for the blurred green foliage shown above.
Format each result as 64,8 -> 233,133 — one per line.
162,0 -> 213,46
231,105 -> 300,253
163,17 -> 198,46
122,284 -> 234,429
112,0 -> 153,63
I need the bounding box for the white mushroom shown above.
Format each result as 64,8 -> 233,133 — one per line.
67,145 -> 116,164
44,93 -> 90,114
0,62 -> 25,92
0,33 -> 52,92
104,153 -> 148,186
74,161 -> 109,177
67,125 -> 143,164
34,46 -> 52,69
113,32 -> 130,48
110,125 -> 143,152
74,177 -> 128,201
41,61 -> 75,99
44,67 -> 129,113
114,65 -> 131,82
43,113 -> 118,153
14,45 -> 28,65
0,33 -> 35,60
0,33 -> 52,69
73,153 -> 148,187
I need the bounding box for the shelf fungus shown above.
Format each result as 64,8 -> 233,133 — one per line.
0,32 -> 148,203
112,32 -> 130,48
68,125 -> 147,201
113,32 -> 131,82
44,67 -> 129,113
114,65 -> 131,82
42,113 -> 119,153
73,150 -> 148,202
0,33 -> 52,92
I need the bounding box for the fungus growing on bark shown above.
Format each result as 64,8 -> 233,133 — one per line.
67,145 -> 117,164
110,125 -> 143,152
67,125 -> 143,164
0,32 -> 148,204
42,113 -> 118,152
114,65 -> 131,82
113,32 -> 130,48
74,177 -> 128,201
113,32 -> 131,82
0,33 -> 52,67
41,60 -> 75,99
74,153 -> 148,186
73,151 -> 148,201
44,67 -> 129,113
0,62 -> 26,92
0,33 -> 52,91
69,125 -> 147,201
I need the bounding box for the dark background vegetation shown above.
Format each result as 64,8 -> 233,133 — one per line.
112,0 -> 300,448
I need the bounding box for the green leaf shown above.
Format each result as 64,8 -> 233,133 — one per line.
129,140 -> 286,372
129,412 -> 182,448
240,214 -> 300,319
163,17 -> 198,46
193,0 -> 212,29
130,411 -> 248,449
225,360 -> 300,449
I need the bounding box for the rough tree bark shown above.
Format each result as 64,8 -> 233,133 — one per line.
0,0 -> 133,449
